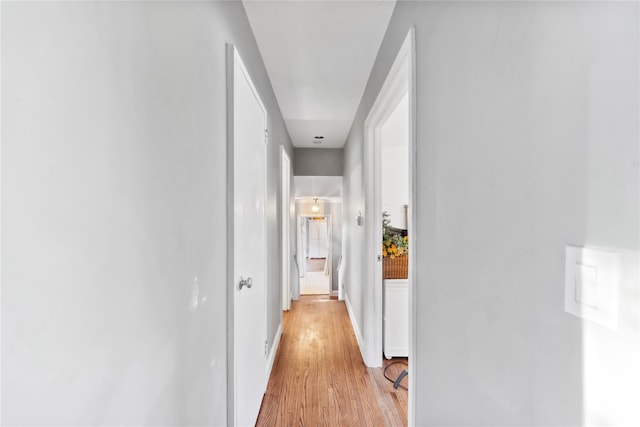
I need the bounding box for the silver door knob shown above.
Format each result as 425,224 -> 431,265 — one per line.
239,276 -> 253,290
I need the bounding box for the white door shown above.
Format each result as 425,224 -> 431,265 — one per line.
230,46 -> 267,427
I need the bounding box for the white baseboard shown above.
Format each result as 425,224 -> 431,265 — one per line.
266,322 -> 282,380
330,290 -> 338,297
344,293 -> 366,362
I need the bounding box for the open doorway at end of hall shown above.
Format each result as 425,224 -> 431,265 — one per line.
298,214 -> 332,295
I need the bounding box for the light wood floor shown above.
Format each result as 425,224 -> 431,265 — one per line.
256,295 -> 408,426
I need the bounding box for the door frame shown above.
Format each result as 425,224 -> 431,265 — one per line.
363,27 -> 416,424
281,146 -> 292,311
226,44 -> 269,426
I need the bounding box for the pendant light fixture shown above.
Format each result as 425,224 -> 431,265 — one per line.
311,198 -> 320,214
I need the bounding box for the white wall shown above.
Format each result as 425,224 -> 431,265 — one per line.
343,162 -> 366,342
1,1 -> 293,425
343,1 -> 639,425
381,91 -> 409,229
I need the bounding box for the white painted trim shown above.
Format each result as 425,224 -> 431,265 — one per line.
330,290 -> 339,297
225,43 -> 236,427
266,322 -> 283,380
327,213 -> 333,292
0,4 -> 3,420
344,293 -> 366,362
407,27 -> 417,427
363,28 -> 417,426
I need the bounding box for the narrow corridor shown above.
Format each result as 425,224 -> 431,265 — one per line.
256,296 -> 408,426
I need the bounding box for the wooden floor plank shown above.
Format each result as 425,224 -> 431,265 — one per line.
256,296 -> 408,426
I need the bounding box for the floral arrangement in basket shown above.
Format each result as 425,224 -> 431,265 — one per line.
382,211 -> 408,258
382,212 -> 408,279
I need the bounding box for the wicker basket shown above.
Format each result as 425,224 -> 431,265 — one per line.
383,254 -> 408,279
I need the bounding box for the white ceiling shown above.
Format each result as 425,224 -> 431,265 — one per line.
243,0 -> 396,148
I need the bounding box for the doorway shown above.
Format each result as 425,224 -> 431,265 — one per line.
298,214 -> 332,295
363,27 -> 416,423
281,146 -> 292,311
292,176 -> 343,300
380,91 -> 409,361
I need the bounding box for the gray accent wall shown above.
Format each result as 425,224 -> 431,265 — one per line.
2,1 -> 293,425
343,1 -> 639,425
294,148 -> 344,176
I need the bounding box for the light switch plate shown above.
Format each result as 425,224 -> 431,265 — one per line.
565,245 -> 621,331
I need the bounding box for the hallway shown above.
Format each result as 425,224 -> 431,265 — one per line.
3,1 -> 639,425
257,296 -> 407,426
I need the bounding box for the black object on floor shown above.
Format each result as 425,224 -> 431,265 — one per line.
383,361 -> 408,391
393,370 -> 408,389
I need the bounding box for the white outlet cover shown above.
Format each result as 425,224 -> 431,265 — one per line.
565,245 -> 621,331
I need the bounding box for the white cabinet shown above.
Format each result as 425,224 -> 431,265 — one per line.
383,279 -> 408,358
